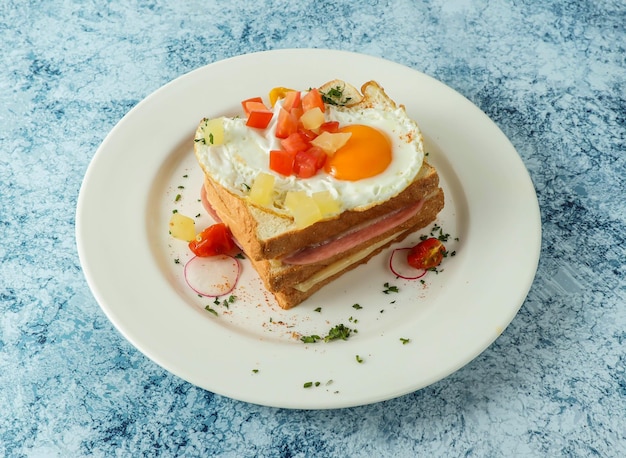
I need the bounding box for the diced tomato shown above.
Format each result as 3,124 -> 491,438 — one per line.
407,237 -> 446,270
269,149 -> 296,175
301,88 -> 325,112
188,223 -> 235,257
319,121 -> 340,133
298,127 -> 318,142
247,111 -> 273,129
243,101 -> 273,129
282,91 -> 302,111
241,97 -> 264,115
280,132 -> 310,154
293,150 -> 319,178
306,146 -> 327,169
275,107 -> 298,138
290,106 -> 304,121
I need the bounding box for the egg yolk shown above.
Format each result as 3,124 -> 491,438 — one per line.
324,125 -> 392,181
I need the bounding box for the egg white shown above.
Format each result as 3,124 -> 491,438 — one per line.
195,93 -> 425,214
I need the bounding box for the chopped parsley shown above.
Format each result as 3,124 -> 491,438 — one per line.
314,307 -> 322,313
400,338 -> 411,345
174,194 -> 182,202
382,282 -> 399,294
324,324 -> 352,342
300,334 -> 321,344
213,295 -> 237,309
300,323 -> 353,344
321,84 -> 352,106
204,305 -> 218,316
355,355 -> 364,363
352,303 -> 363,310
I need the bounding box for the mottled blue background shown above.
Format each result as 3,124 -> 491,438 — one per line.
1,0 -> 625,456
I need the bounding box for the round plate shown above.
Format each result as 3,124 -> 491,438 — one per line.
76,49 -> 541,409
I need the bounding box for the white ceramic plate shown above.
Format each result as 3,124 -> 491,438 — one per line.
76,49 -> 541,409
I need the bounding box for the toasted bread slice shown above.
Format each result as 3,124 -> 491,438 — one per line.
249,187 -> 444,293
202,161 -> 440,261
253,200 -> 443,309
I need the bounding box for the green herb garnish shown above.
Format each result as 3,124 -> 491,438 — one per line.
321,84 -> 352,106
301,323 -> 353,344
324,324 -> 352,342
383,282 -> 399,294
301,334 -> 321,344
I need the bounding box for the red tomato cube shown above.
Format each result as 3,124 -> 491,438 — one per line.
241,97 -> 264,115
275,108 -> 298,138
269,149 -> 296,175
293,150 -> 319,178
280,132 -> 310,154
282,91 -> 302,112
301,88 -> 325,112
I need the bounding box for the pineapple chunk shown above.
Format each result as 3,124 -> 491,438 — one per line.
202,118 -> 225,146
249,172 -> 275,207
169,213 -> 196,241
300,107 -> 325,130
285,191 -> 322,229
310,131 -> 352,155
312,191 -> 341,217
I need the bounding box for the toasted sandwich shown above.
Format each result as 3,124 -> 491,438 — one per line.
194,80 -> 444,309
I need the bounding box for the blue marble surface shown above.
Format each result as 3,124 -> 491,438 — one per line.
1,0 -> 625,456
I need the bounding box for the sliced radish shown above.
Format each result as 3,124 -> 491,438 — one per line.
184,255 -> 240,297
389,247 -> 427,280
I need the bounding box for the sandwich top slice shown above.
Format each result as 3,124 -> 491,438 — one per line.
194,80 -> 444,309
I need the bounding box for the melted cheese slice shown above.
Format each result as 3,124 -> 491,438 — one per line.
293,232 -> 401,292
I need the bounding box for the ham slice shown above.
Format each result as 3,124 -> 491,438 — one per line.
200,185 -> 222,223
201,184 -> 425,267
281,199 -> 425,265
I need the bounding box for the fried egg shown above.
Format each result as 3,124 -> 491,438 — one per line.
194,81 -> 425,214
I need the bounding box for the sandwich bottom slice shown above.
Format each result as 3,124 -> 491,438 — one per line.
201,162 -> 444,310
247,187 -> 444,309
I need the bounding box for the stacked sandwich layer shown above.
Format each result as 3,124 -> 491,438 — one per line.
194,80 -> 444,309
